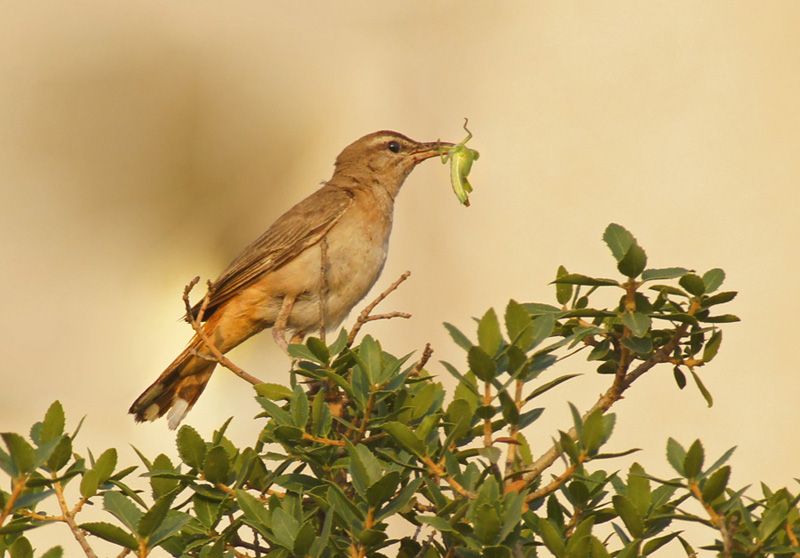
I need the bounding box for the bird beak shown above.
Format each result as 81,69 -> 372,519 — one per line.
411,140 -> 454,163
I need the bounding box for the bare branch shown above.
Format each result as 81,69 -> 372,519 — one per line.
347,271 -> 412,346
182,277 -> 262,386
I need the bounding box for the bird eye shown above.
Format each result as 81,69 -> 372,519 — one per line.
387,140 -> 401,153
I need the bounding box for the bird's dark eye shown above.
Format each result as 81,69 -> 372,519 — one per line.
387,140 -> 401,153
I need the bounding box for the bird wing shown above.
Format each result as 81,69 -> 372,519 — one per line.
193,184 -> 354,318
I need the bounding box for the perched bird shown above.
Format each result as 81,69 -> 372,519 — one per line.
129,131 -> 452,428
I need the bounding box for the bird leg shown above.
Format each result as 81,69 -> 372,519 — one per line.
272,294 -> 296,353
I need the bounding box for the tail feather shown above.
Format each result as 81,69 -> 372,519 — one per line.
129,339 -> 216,429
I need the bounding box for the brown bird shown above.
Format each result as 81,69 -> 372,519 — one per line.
129,131 -> 452,428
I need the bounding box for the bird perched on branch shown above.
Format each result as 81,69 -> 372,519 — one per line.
129,131 -> 452,428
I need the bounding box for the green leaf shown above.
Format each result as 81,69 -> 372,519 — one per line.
555,265 -> 573,305
138,491 -> 174,538
290,385 -> 309,428
40,401 -> 65,444
505,300 -> 533,349
683,440 -> 704,478
702,268 -> 725,293
306,336 -> 330,363
311,390 -> 332,437
641,267 -> 690,281
382,422 -> 424,457
150,454 -> 179,499
627,463 -> 651,516
176,425 -> 206,469
758,499 -> 789,542
702,465 -> 730,501
103,492 -> 143,533
94,448 -> 117,483
673,366 -> 687,389
618,242 -> 647,278
256,397 -> 295,425
374,477 -> 423,522
603,223 -> 635,262
498,389 -> 519,425
79,522 -> 138,550
642,532 -> 681,555
203,446 -> 229,484
272,507 -> 300,550
9,536 -> 33,558
703,330 -> 722,363
553,274 -> 618,287
358,335 -> 382,385
148,510 -> 190,547
565,517 -> 594,557
587,339 -> 610,361
1,433 -> 36,475
559,431 -> 579,463
621,312 -> 651,337
666,438 -> 686,476
621,336 -> 653,355
366,471 -> 400,506
444,398 -> 473,444
444,322 -> 473,351
590,536 -> 612,558
39,547 -> 64,558
473,504 -> 501,544
287,342 -> 324,363
699,314 -> 740,323
294,521 -> 316,556
612,494 -> 645,538
468,346 -> 496,382
679,274 -> 705,296
538,519 -> 566,558
80,470 -> 100,499
478,308 -> 503,356
703,291 -> 737,307
327,328 -> 349,355
254,383 -> 293,401
529,313 -> 556,350
46,435 -> 71,472
236,489 -> 271,525
690,369 -> 714,407
524,374 -> 581,402
582,409 -> 605,454
417,515 -> 455,532
349,444 -> 381,496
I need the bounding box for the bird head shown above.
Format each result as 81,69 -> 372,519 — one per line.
334,131 -> 453,198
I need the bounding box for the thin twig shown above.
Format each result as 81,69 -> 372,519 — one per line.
526,453 -> 586,502
52,476 -> 98,558
689,481 -> 734,558
503,378 -> 524,485
0,475 -> 28,526
182,277 -> 262,386
422,456 -> 475,499
411,343 -> 434,376
346,271 -> 412,346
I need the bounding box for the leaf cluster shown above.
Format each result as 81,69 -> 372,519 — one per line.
2,224 -> 793,558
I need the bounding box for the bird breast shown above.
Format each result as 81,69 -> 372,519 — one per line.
275,186 -> 395,333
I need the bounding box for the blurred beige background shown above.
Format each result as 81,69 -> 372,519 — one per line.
1,1 -> 798,555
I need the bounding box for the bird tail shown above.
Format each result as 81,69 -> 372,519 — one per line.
129,336 -> 217,429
